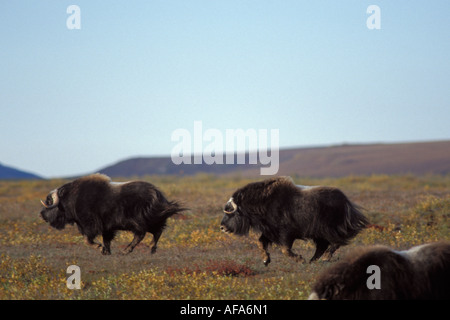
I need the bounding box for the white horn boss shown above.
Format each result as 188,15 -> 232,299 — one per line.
224,197 -> 238,214
40,190 -> 59,209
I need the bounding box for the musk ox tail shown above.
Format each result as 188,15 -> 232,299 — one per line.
157,200 -> 188,218
341,201 -> 369,241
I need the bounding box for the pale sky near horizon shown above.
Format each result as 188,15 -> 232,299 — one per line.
1,1 -> 449,178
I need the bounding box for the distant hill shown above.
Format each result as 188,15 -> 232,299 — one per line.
98,140 -> 450,178
0,163 -> 42,180
261,140 -> 450,177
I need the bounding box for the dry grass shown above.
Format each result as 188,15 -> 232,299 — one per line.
0,174 -> 449,300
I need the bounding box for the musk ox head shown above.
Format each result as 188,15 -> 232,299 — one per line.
40,174 -> 111,231
40,185 -> 73,230
220,197 -> 252,236
219,177 -> 295,237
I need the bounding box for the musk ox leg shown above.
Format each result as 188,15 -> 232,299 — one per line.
85,237 -> 103,253
123,232 -> 146,254
257,235 -> 271,266
149,230 -> 162,254
310,239 -> 330,262
280,241 -> 306,264
101,231 -> 116,255
322,244 -> 341,261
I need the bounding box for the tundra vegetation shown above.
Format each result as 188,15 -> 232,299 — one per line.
0,174 -> 449,299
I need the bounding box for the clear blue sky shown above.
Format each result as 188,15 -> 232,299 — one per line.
1,1 -> 449,178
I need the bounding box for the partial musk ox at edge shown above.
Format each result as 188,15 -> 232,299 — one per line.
309,241 -> 450,300
40,174 -> 186,255
220,176 -> 368,265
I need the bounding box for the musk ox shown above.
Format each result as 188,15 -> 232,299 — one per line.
39,174 -> 186,255
220,176 -> 368,265
309,241 -> 450,300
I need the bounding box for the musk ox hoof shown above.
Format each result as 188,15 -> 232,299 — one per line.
101,247 -> 111,255
263,258 -> 271,266
292,255 -> 306,264
320,256 -> 335,263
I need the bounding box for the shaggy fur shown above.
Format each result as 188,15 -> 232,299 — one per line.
309,241 -> 450,300
40,174 -> 186,255
220,176 -> 368,265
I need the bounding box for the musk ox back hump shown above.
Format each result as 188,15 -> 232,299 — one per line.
309,242 -> 450,300
309,245 -> 415,300
398,241 -> 450,299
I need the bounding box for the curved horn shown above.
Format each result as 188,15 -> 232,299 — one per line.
224,197 -> 237,214
40,190 -> 59,209
40,199 -> 49,208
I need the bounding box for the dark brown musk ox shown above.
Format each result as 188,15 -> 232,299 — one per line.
220,176 -> 368,265
308,241 -> 450,300
39,173 -> 186,255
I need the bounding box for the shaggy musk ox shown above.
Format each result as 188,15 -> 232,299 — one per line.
220,177 -> 368,265
309,241 -> 450,300
39,174 -> 186,255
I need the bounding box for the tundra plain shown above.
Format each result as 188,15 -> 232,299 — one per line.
0,174 -> 449,299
